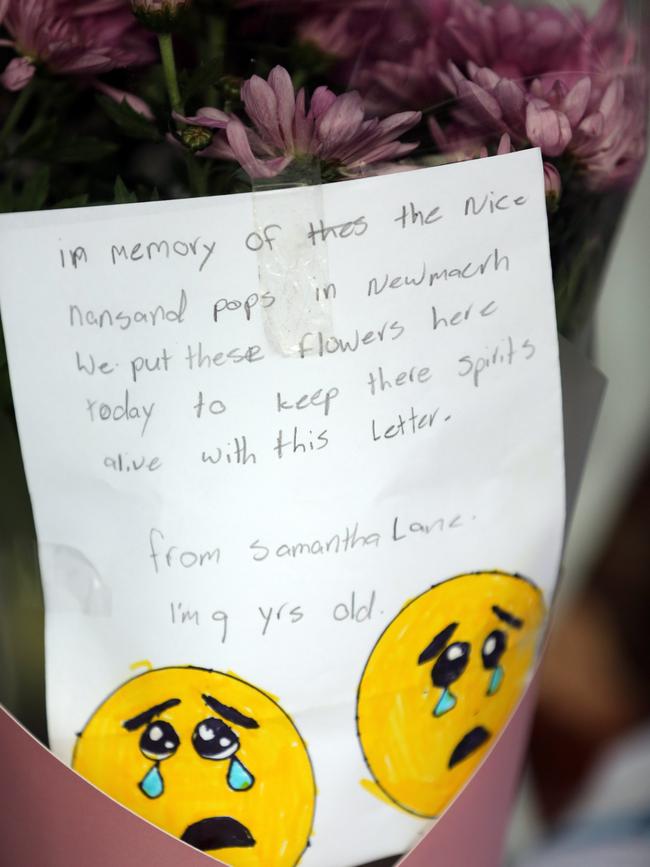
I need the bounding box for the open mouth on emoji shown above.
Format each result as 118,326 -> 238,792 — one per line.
181,817 -> 256,851
448,726 -> 491,769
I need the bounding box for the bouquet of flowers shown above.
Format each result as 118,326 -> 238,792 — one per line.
0,2 -> 647,866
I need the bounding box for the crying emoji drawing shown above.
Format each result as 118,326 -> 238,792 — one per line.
73,667 -> 315,866
356,571 -> 546,817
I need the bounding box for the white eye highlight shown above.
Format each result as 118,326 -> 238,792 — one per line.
139,720 -> 180,761
198,723 -> 216,741
193,718 -> 240,760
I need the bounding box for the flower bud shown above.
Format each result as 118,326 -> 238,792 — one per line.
131,0 -> 192,32
180,125 -> 214,153
219,75 -> 243,105
0,57 -> 36,92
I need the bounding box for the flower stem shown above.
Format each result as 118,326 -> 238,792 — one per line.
157,33 -> 184,115
185,152 -> 209,197
209,14 -> 227,71
206,13 -> 227,104
0,83 -> 34,152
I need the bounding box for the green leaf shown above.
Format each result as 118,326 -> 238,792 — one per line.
181,57 -> 224,102
132,186 -> 161,202
55,137 -> 119,164
142,186 -> 160,202
12,115 -> 58,159
113,176 -> 138,205
52,194 -> 90,210
15,167 -> 50,212
96,95 -> 161,142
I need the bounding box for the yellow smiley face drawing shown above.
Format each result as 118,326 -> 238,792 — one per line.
73,667 -> 315,866
356,571 -> 546,817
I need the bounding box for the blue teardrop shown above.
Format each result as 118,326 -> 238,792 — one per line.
227,757 -> 254,791
488,665 -> 504,696
434,687 -> 457,717
139,763 -> 164,799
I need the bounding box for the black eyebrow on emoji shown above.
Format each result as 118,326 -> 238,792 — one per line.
122,698 -> 181,731
417,622 -> 459,665
492,605 -> 524,629
202,693 -> 260,729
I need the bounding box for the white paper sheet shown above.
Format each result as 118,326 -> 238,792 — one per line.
0,149 -> 565,866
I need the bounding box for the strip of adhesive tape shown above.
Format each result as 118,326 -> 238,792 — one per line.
250,170 -> 333,356
39,542 -> 112,616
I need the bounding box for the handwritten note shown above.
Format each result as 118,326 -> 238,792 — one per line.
0,149 -> 565,866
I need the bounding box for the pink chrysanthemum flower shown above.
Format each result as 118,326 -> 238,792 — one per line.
434,0 -> 593,81
296,1 -> 436,113
443,55 -> 646,191
0,0 -> 155,92
182,65 -> 421,180
297,10 -> 368,63
434,0 -> 648,191
300,0 -> 591,115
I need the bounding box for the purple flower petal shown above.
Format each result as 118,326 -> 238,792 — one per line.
457,79 -> 504,127
176,107 -> 230,129
446,62 -> 467,94
577,112 -> 605,138
316,91 -> 365,155
348,139 -> 419,167
563,77 -> 591,127
56,51 -> 115,74
494,79 -> 525,127
226,119 -> 291,179
497,133 -> 513,155
373,111 -> 422,141
474,66 -> 501,91
268,65 -> 296,148
310,86 -> 338,119
428,115 -> 448,148
241,75 -> 284,150
336,109 -> 420,165
95,81 -> 154,119
526,100 -> 572,157
200,135 -> 236,162
599,77 -> 624,123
